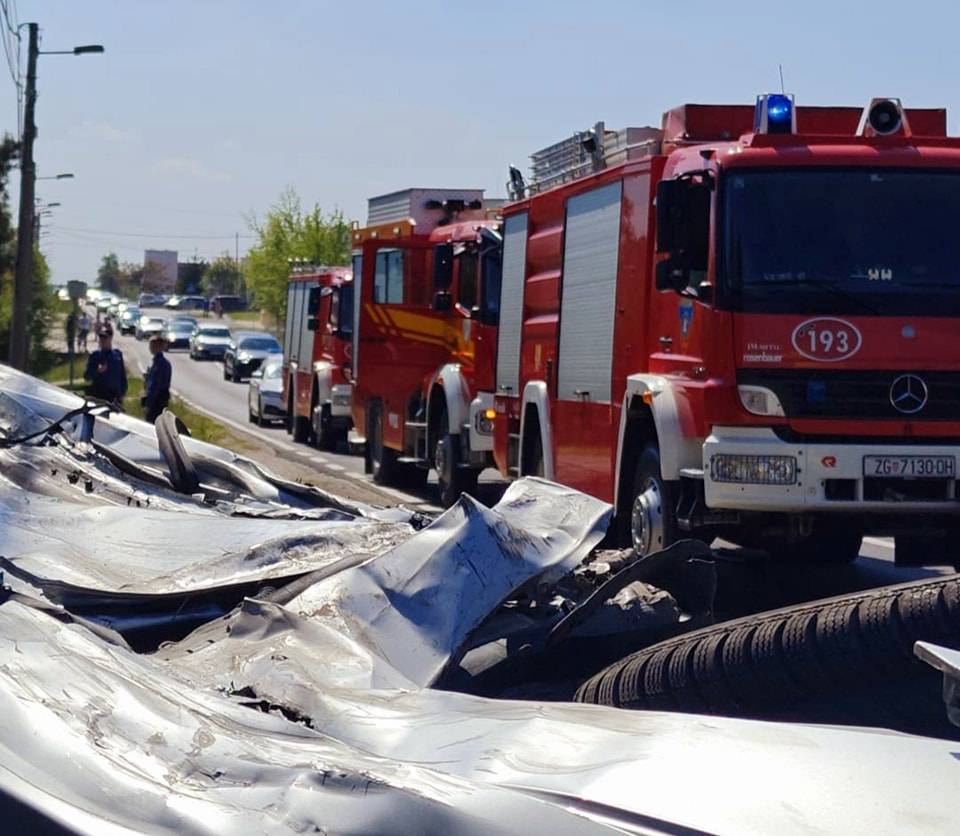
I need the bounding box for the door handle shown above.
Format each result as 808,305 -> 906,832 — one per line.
574,389 -> 590,400
659,336 -> 673,349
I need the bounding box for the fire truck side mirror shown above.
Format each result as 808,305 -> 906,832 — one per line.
433,244 -> 454,290
655,179 -> 686,254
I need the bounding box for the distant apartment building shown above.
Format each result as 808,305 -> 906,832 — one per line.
143,249 -> 178,293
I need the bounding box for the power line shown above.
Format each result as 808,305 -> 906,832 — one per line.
56,224 -> 255,240
0,0 -> 18,36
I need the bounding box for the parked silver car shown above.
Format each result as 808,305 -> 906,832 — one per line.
247,356 -> 285,425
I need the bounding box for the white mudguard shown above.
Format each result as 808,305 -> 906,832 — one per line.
519,381 -> 555,480
426,364 -> 471,458
312,360 -> 334,406
614,375 -> 702,507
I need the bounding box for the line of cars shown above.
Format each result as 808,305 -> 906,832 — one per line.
124,307 -> 286,425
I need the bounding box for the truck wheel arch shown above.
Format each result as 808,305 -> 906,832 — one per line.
426,364 -> 470,457
614,376 -> 701,513
312,361 -> 334,411
519,381 -> 555,480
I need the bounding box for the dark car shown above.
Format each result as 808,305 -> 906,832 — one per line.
223,332 -> 282,382
209,295 -> 246,314
165,295 -> 208,312
164,320 -> 195,350
190,324 -> 232,360
248,356 -> 285,425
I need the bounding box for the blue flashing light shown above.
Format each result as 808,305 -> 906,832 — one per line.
754,93 -> 796,135
766,95 -> 793,129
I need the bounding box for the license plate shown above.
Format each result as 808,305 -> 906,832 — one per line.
863,455 -> 956,478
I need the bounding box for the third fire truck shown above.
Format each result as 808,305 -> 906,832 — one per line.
283,264 -> 354,449
351,188 -> 502,505
492,96 -> 960,564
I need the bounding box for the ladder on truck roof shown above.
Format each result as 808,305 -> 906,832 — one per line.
526,123 -> 662,195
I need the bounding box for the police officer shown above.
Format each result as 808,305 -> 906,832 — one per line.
84,324 -> 128,406
142,335 -> 172,423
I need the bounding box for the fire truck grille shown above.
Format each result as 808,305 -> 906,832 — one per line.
737,369 -> 960,422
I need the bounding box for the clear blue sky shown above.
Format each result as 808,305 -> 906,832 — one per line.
2,0 -> 958,285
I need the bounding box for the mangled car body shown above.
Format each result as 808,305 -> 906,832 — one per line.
0,365 -> 959,835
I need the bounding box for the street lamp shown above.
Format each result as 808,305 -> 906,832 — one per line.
9,24 -> 104,370
37,172 -> 74,181
34,202 -> 59,239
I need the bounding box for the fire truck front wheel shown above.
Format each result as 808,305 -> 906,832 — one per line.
368,401 -> 399,485
434,412 -> 478,508
630,445 -> 680,558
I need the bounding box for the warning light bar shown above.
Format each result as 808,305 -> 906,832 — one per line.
754,93 -> 796,135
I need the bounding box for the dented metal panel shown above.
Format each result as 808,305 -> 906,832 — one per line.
0,365 -> 958,834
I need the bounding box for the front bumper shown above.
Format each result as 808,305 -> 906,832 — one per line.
260,393 -> 285,416
330,383 -> 353,418
196,345 -> 227,358
704,426 -> 960,513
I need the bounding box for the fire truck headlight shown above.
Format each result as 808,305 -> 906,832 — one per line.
738,385 -> 786,417
475,410 -> 494,435
711,454 -> 797,485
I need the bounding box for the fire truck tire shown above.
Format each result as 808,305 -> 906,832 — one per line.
435,409 -> 477,507
314,404 -> 338,451
574,572 -> 960,729
369,401 -> 399,485
630,445 -> 679,558
523,424 -> 545,477
291,412 -> 310,444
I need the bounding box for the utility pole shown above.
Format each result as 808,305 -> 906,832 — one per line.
10,22 -> 39,370
235,231 -> 241,297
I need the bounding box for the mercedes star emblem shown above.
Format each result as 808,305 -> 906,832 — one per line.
889,374 -> 928,415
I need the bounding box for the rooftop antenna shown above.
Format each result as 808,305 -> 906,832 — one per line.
778,64 -> 785,94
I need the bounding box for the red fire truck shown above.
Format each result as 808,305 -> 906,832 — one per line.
282,264 -> 354,449
351,188 -> 502,505
492,96 -> 960,564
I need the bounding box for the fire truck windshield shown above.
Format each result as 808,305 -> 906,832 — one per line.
718,168 -> 960,316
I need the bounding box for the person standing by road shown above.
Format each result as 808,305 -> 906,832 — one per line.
84,324 -> 127,407
77,311 -> 91,352
142,335 -> 172,423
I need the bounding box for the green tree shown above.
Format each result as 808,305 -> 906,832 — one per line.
96,252 -> 122,294
202,253 -> 239,297
244,188 -> 351,322
27,244 -> 54,366
0,134 -> 21,361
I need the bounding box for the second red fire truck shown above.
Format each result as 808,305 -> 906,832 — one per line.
491,96 -> 960,564
350,188 -> 502,505
282,264 -> 354,449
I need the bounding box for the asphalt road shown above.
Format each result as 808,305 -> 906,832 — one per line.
112,307 -> 952,616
